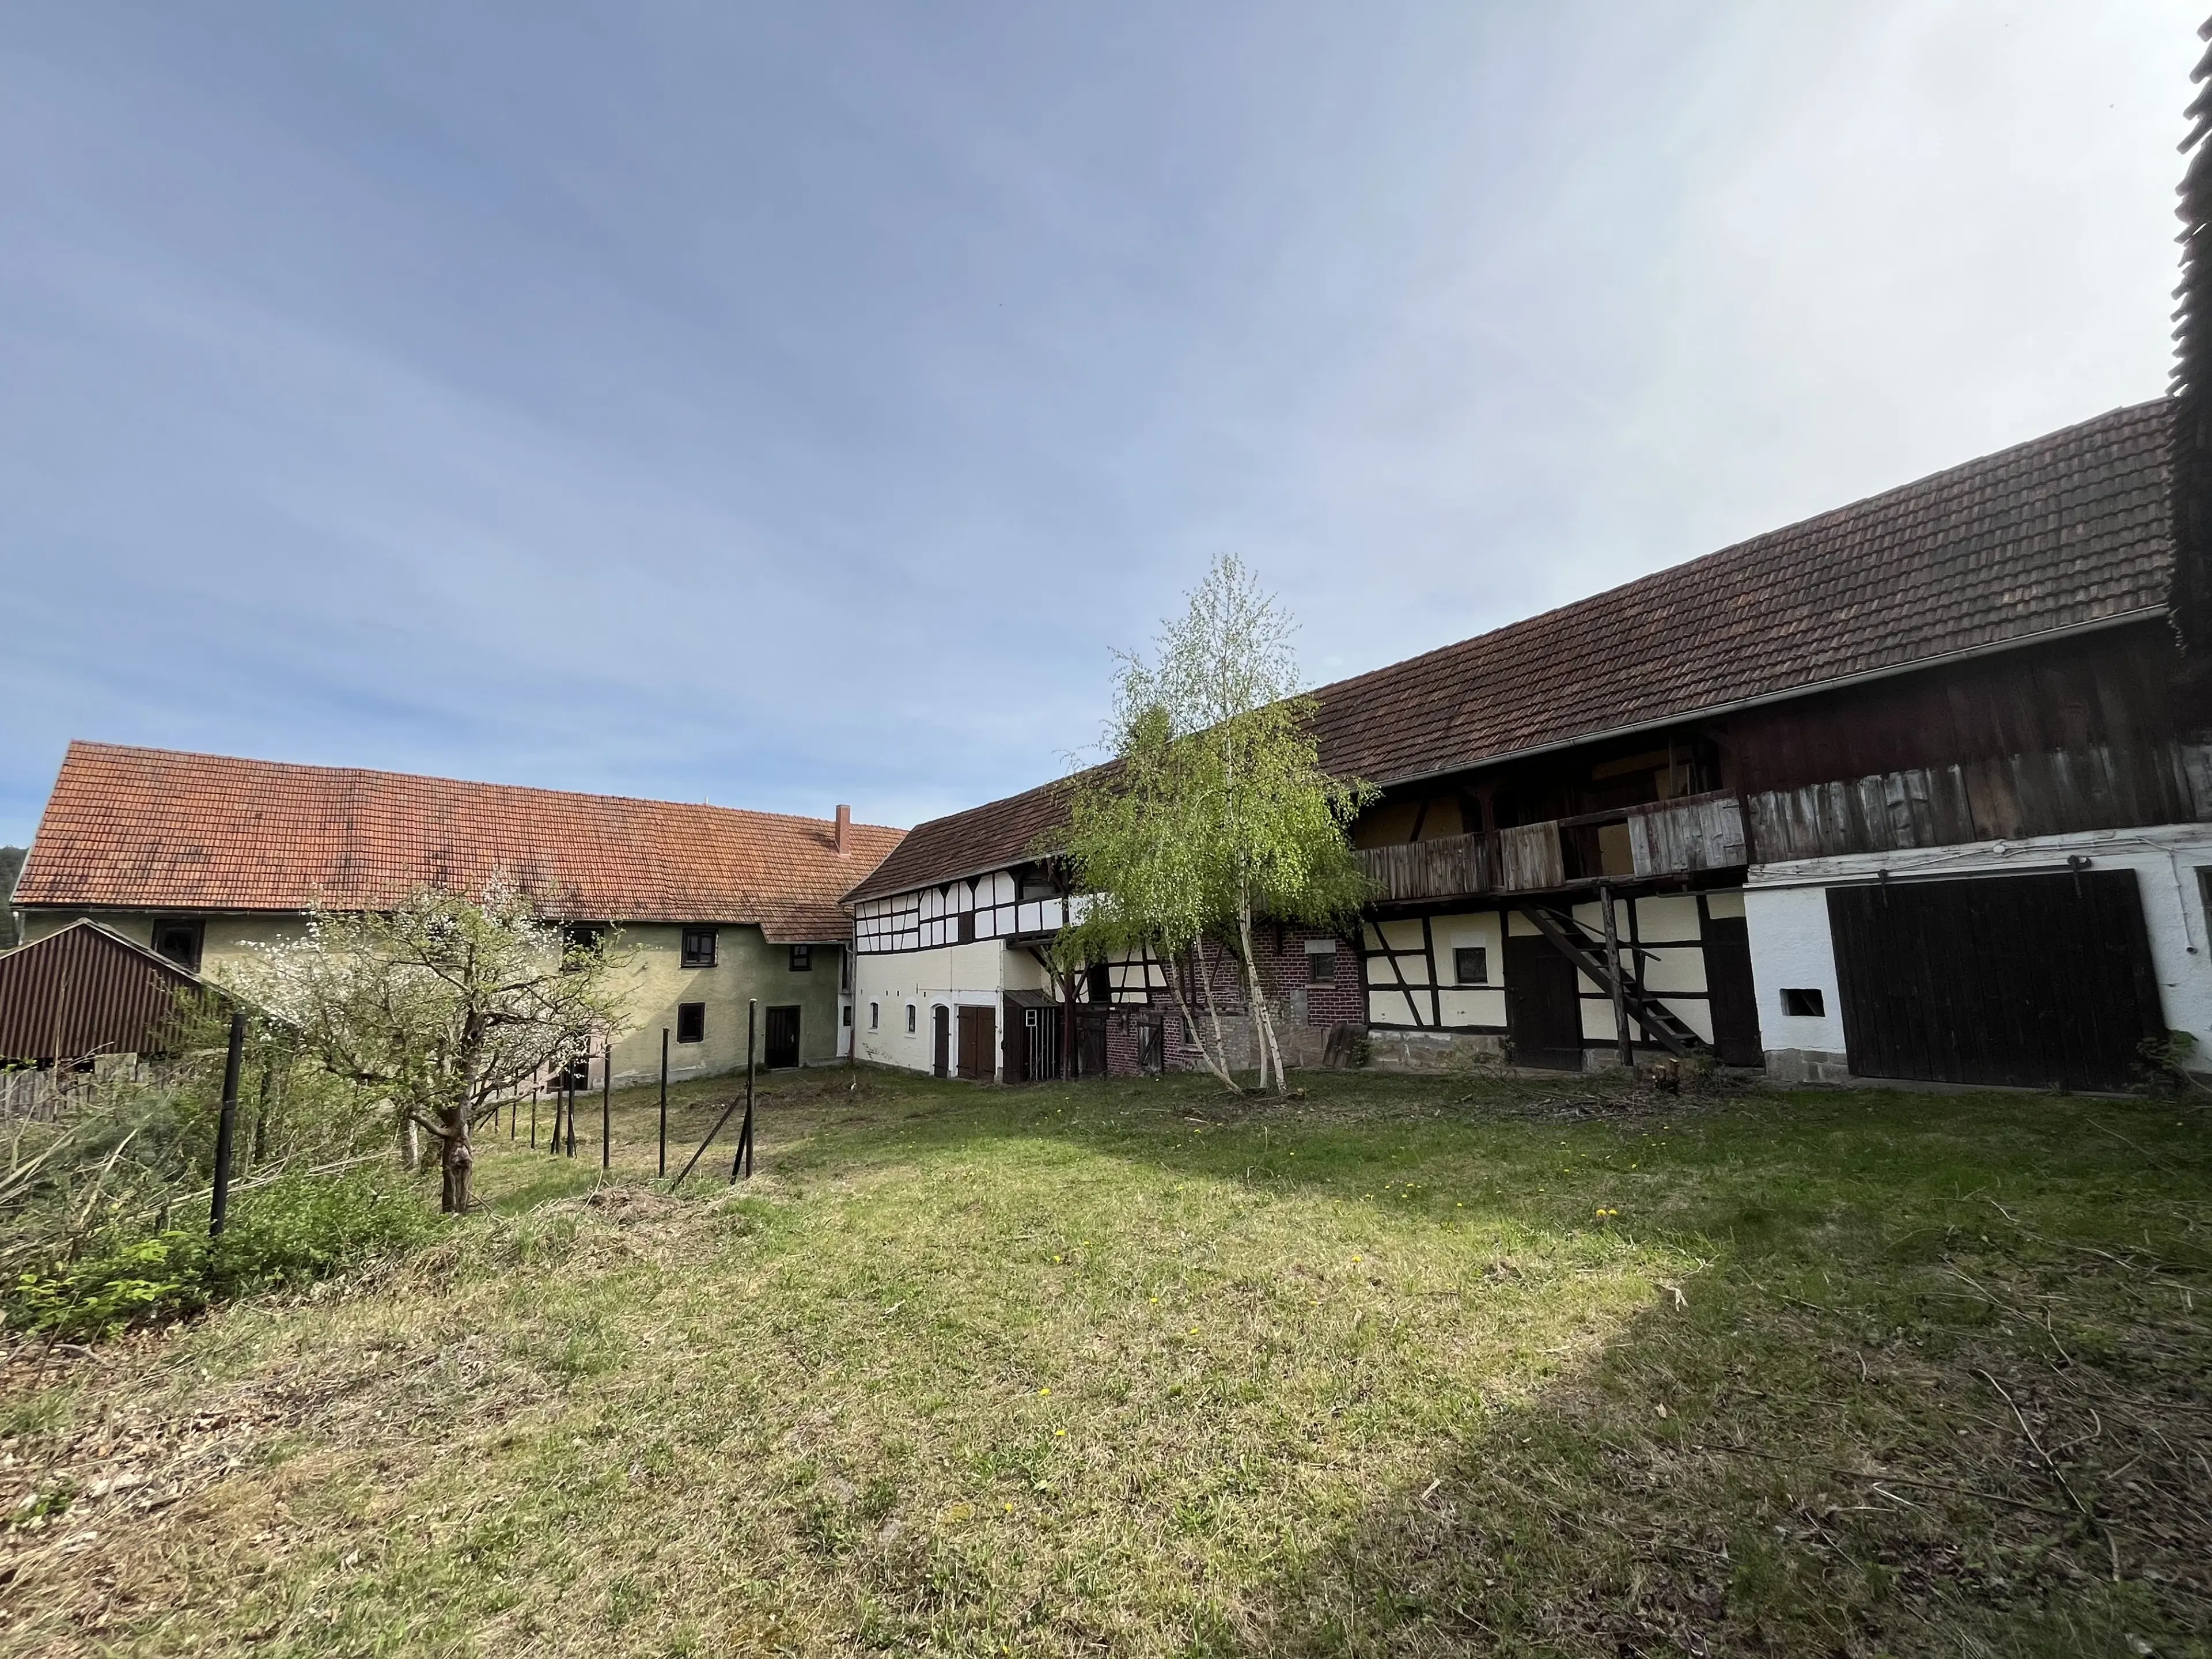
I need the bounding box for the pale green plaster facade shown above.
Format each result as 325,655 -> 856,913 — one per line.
16,910 -> 847,1083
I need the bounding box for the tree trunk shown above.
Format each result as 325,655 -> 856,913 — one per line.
1163,946 -> 1239,1091
403,1112 -> 422,1171
440,1104 -> 473,1213
1234,906 -> 1287,1095
1193,941 -> 1244,1094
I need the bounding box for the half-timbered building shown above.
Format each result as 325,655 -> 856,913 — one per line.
852,399 -> 2210,1093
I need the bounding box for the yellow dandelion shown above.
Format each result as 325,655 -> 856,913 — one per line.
1039,1386 -> 1051,1396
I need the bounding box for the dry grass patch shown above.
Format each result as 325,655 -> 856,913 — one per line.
2,1068 -> 2206,1657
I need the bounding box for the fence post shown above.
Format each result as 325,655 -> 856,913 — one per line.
209,1009 -> 245,1238
658,1028 -> 669,1176
733,999 -> 756,1182
601,1041 -> 612,1171
530,1085 -> 539,1149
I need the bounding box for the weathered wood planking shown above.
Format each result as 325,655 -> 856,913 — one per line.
1627,791 -> 1746,876
1357,832 -> 1491,903
1745,741 -> 2212,862
1497,823 -> 1564,892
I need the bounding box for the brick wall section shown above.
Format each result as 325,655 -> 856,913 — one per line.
1122,926 -> 1362,1077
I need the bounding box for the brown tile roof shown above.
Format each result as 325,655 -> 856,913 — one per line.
850,400 -> 2173,901
17,744 -> 904,944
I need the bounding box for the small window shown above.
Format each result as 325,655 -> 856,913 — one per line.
870,1002 -> 880,1030
906,1003 -> 917,1034
151,920 -> 203,972
1781,987 -> 1825,1018
841,1003 -> 852,1027
676,1002 -> 706,1044
958,911 -> 976,944
789,944 -> 813,972
681,927 -> 717,968
1453,946 -> 1488,985
558,922 -> 605,972
1305,940 -> 1337,984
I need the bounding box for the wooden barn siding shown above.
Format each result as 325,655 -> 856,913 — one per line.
1627,791 -> 1745,876
1717,620 -> 2198,797
1745,741 -> 2212,862
0,927 -> 199,1063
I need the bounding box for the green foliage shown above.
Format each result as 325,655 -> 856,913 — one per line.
1057,555 -> 1374,1092
5,1167 -> 434,1338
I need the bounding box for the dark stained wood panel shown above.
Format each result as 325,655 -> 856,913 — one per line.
1701,915 -> 1763,1067
1827,871 -> 2162,1090
1504,934 -> 1582,1071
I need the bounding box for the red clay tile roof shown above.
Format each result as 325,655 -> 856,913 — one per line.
851,400 -> 2173,901
17,744 -> 904,944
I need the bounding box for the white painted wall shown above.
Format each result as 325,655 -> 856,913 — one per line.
853,937 -> 1013,1075
1747,823 -> 2212,1071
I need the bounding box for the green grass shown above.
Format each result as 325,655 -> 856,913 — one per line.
2,1067 -> 2206,1657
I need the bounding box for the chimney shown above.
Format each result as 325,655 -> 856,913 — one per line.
834,803 -> 851,856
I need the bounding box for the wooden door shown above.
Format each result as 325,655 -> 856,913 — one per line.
1827,870 -> 2161,1090
764,1005 -> 801,1069
1702,915 -> 1764,1067
1504,931 -> 1583,1070
932,1004 -> 949,1077
957,1004 -> 995,1080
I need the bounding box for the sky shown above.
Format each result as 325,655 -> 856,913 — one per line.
0,2 -> 2191,846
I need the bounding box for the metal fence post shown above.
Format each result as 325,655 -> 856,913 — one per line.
658,1028 -> 669,1176
733,999 -> 756,1182
600,1041 -> 612,1171
209,1009 -> 245,1238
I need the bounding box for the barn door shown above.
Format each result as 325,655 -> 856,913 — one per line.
1702,914 -> 1764,1067
1827,870 -> 2161,1090
932,1005 -> 949,1077
764,1005 -> 801,1069
1504,931 -> 1582,1070
957,1005 -> 996,1081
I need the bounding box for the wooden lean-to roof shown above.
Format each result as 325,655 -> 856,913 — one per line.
16,744 -> 905,944
851,401 -> 2176,903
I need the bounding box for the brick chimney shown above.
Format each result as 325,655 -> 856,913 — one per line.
834,803 -> 851,856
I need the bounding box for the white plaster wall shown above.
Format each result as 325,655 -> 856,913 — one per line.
1747,823 -> 2212,1065
1742,885 -> 1847,1056
853,938 -> 1012,1074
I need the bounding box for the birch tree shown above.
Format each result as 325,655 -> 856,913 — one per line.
1058,556 -> 1372,1094
237,880 -> 628,1213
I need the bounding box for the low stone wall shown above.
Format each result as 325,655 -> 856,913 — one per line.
1363,1030 -> 1509,1073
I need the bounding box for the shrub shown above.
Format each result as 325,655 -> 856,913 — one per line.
5,1168 -> 435,1339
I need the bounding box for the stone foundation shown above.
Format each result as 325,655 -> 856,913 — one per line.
1764,1047 -> 1854,1085
1364,1030 -> 1510,1073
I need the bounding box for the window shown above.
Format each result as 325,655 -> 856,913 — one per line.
870,1002 -> 880,1030
1453,946 -> 1488,985
151,919 -> 203,972
1305,938 -> 1338,984
906,1003 -> 917,1034
558,922 -> 605,971
676,1002 -> 706,1043
1086,963 -> 1111,1004
841,1003 -> 852,1027
957,910 -> 976,944
1781,987 -> 1825,1018
789,944 -> 813,972
681,927 -> 717,968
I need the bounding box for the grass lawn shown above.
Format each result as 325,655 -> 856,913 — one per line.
2,1066 -> 2207,1657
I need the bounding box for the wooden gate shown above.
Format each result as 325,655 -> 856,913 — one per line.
765,1005 -> 801,1069
957,1005 -> 996,1081
1504,932 -> 1582,1070
1827,870 -> 2161,1090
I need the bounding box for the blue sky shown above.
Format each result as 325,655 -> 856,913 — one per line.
0,2 -> 2187,844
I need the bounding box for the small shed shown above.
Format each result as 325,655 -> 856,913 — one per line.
0,920 -> 206,1065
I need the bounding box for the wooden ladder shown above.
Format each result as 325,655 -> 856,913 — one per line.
1520,906 -> 1707,1059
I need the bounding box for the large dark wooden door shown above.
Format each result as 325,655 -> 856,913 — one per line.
1505,931 -> 1583,1070
1827,870 -> 2161,1090
1702,915 -> 1764,1067
932,1005 -> 949,1077
764,1005 -> 801,1069
957,1004 -> 996,1081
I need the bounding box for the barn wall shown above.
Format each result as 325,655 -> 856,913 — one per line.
853,938 -> 1009,1077
1746,822 -> 2211,1085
